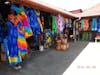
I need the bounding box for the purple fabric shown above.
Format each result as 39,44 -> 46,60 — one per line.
56,15 -> 64,33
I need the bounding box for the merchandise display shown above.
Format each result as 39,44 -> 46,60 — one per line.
0,2 -> 71,68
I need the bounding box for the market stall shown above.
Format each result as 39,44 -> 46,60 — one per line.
0,0 -> 75,69
74,3 -> 100,42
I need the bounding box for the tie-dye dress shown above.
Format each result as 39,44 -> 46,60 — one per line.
6,21 -> 22,65
5,20 -> 28,65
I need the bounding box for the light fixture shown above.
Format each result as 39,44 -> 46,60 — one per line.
4,1 -> 10,4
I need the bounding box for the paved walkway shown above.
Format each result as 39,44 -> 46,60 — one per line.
0,41 -> 88,75
63,42 -> 100,75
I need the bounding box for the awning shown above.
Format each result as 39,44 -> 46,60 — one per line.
11,0 -> 76,18
76,3 -> 100,18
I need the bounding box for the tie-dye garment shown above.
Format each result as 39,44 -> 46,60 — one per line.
11,5 -> 33,39
56,15 -> 64,33
6,21 -> 22,65
26,9 -> 41,34
17,22 -> 28,57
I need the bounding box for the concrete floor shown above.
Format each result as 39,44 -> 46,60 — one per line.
63,42 -> 100,75
0,41 -> 88,75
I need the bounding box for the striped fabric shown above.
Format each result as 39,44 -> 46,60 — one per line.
4,36 -> 22,65
17,23 -> 28,57
8,56 -> 22,65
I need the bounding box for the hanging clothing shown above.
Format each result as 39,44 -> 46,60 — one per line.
40,13 -> 44,29
11,5 -> 33,39
37,17 -> 43,32
52,15 -> 58,35
69,19 -> 72,28
91,18 -> 97,31
75,22 -> 79,36
75,22 -> 79,29
80,19 -> 84,30
97,17 -> 100,32
56,15 -> 64,33
0,14 -> 7,43
17,22 -> 28,57
66,18 -> 69,27
84,18 -> 89,31
81,32 -> 88,41
6,20 -> 22,65
26,9 -> 41,44
63,18 -> 67,33
26,9 -> 41,35
63,18 -> 66,26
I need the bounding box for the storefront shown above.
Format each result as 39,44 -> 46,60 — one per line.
73,4 -> 100,42
0,0 -> 76,69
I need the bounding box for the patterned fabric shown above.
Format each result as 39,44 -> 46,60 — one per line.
19,8 -> 33,38
11,5 -> 33,39
26,9 -> 41,36
26,9 -> 41,44
17,22 -> 28,57
56,15 -> 64,33
6,21 -> 22,65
